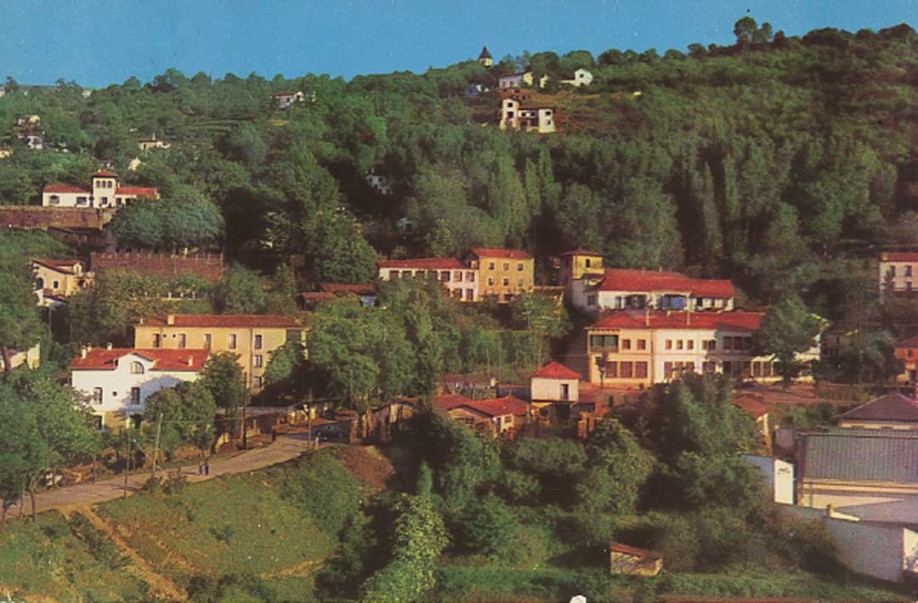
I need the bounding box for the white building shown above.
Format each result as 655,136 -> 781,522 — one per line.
42,170 -> 159,208
744,455 -> 794,504
273,90 -> 306,109
0,343 -> 41,372
69,347 -> 208,431
571,269 -> 735,316
530,361 -> 580,404
561,68 -> 594,87
498,98 -> 556,134
137,135 -> 171,151
377,258 -> 479,302
879,251 -> 918,297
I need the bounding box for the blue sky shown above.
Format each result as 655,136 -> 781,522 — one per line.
0,0 -> 914,87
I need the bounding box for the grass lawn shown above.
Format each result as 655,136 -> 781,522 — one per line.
0,511 -> 146,602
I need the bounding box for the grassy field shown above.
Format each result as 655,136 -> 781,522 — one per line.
0,511 -> 147,601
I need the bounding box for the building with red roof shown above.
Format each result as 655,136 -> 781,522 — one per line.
42,170 -> 159,209
558,249 -> 604,294
446,396 -> 530,436
133,314 -> 307,392
465,248 -> 534,302
31,258 -> 92,304
879,251 -> 918,298
531,361 -> 580,405
70,347 -> 209,431
894,335 -> 918,386
585,309 -> 817,387
571,268 -> 735,316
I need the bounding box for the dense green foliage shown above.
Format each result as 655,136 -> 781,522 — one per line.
143,381 -> 216,459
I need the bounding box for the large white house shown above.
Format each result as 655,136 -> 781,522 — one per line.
42,170 -> 159,208
571,268 -> 735,315
70,347 -> 208,431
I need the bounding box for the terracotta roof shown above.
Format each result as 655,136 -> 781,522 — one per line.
479,46 -> 492,59
559,248 -> 603,257
378,258 -> 466,270
318,283 -> 376,295
732,394 -> 770,419
468,248 -> 532,260
91,252 -> 224,283
884,252 -> 918,262
43,184 -> 90,194
91,170 -> 117,178
432,394 -> 473,412
32,258 -> 83,272
532,361 -> 580,380
837,393 -> 918,423
115,186 -> 158,197
596,269 -> 734,298
456,396 -> 529,417
896,335 -> 918,349
609,543 -> 663,560
139,314 -> 304,329
590,310 -> 763,332
69,348 -> 208,371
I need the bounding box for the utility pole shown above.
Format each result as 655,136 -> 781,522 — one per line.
242,392 -> 249,449
150,413 -> 163,480
123,431 -> 131,499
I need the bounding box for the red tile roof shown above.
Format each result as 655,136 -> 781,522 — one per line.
69,348 -> 208,371
837,393 -> 918,423
532,361 -> 580,380
432,394 -> 473,412
468,248 -> 532,260
559,248 -> 603,257
91,170 -> 117,178
896,335 -> 918,349
378,258 -> 466,270
732,394 -> 770,419
884,252 -> 918,262
43,184 -> 89,194
139,314 -> 304,329
32,258 -> 83,272
609,543 -> 662,560
596,269 -> 734,298
456,396 -> 529,417
319,283 -> 376,295
590,310 -> 764,332
115,186 -> 158,197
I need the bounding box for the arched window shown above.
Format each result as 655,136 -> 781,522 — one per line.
130,361 -> 145,375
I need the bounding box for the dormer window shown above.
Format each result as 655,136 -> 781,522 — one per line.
130,361 -> 145,374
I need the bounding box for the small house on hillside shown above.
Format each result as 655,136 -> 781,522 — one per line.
531,361 -> 579,404
608,543 -> 663,576
42,170 -> 159,209
447,396 -> 529,437
836,392 -> 918,430
137,135 -> 171,151
273,90 -> 306,109
478,46 -> 493,68
561,68 -> 594,87
32,258 -> 92,304
893,337 -> 918,387
498,97 -> 556,134
498,72 -> 533,89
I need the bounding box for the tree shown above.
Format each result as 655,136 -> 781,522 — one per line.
576,419 -> 654,515
199,353 -> 247,436
755,294 -> 823,384
310,208 -> 378,284
68,271 -> 170,346
213,265 -> 267,314
0,265 -> 41,373
144,381 -> 216,459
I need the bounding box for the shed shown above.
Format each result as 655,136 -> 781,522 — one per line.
608,543 -> 663,576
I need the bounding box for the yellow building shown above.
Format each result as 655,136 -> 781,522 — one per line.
133,314 -> 307,392
478,46 -> 493,68
32,259 -> 92,302
465,248 -> 534,302
558,249 -> 604,294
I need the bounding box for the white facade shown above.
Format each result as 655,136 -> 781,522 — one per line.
499,98 -> 556,134
561,68 -> 594,87
377,260 -> 479,302
42,171 -> 158,208
744,456 -> 794,504
531,376 -> 578,403
70,349 -> 205,430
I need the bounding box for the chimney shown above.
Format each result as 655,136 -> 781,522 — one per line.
106,342 -> 113,350
138,317 -> 144,325
826,504 -> 834,518
80,346 -> 87,359
167,314 -> 175,326
644,307 -> 650,327
187,356 -> 194,367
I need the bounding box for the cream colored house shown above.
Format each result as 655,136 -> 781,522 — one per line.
558,249 -> 604,295
137,135 -> 171,151
42,170 -> 159,208
32,258 -> 92,303
561,68 -> 594,87
70,347 -> 208,431
498,98 -> 556,134
530,361 -> 580,404
879,251 -> 918,297
0,343 -> 41,372
571,269 -> 735,316
133,314 -> 307,392
498,72 -> 533,89
465,248 -> 534,302
378,258 -> 479,302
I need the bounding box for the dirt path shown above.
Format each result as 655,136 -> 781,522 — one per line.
77,507 -> 186,602
33,432 -> 315,515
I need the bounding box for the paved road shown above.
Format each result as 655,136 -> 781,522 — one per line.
28,432 -> 315,515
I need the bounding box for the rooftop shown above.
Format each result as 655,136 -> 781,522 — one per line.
609,543 -> 663,560
590,310 -> 764,332
559,248 -> 603,257
596,269 -> 734,298
883,252 -> 918,262
532,361 -> 580,380
468,248 -> 532,260
432,393 -> 473,413
139,314 -> 304,329
732,394 -> 770,419
92,252 -> 224,283
378,257 -> 466,270
32,258 -> 83,273
456,396 -> 529,417
69,348 -> 209,371
800,429 -> 918,484
837,393 -> 918,424
896,335 -> 918,349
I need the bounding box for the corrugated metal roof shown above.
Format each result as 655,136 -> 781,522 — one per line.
801,430 -> 918,483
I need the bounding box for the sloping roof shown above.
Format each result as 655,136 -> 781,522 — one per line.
139,314 -> 304,329
43,184 -> 89,194
837,393 -> 918,423
532,361 -> 580,380
115,186 -> 158,197
69,348 -> 208,371
590,310 -> 763,332
377,258 -> 466,270
884,252 -> 918,262
91,252 -> 224,283
896,335 -> 918,349
559,248 -> 603,257
596,269 -> 734,298
456,396 -> 529,418
468,248 -> 532,260
432,394 -> 473,413
800,430 -> 918,483
479,46 -> 492,59
318,283 -> 376,295
732,394 -> 769,419
609,543 -> 662,560
91,170 -> 117,178
32,258 -> 82,273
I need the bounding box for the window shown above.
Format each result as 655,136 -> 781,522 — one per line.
664,362 -> 673,379
503,262 -> 509,271
487,277 -> 495,286
620,362 -> 633,378
676,340 -> 683,350
229,333 -> 238,349
130,387 -> 141,405
589,334 -> 619,349
665,340 -> 672,350
687,340 -> 694,350
517,262 -> 523,271
703,361 -> 717,373
635,362 -> 648,378
907,266 -> 913,277
454,271 -> 462,281
253,376 -> 263,389
561,383 -> 570,401
389,270 -> 399,279
254,354 -> 263,368
152,334 -> 161,348
204,333 -> 212,349
466,272 -> 475,282
178,334 -> 186,349
723,337 -> 733,350
604,361 -> 617,378
49,195 -> 60,205
636,339 -> 647,351
465,289 -> 474,301
587,294 -> 597,306
502,278 -> 509,286
92,387 -> 103,403
488,262 -> 495,270
52,280 -> 60,289
254,334 -> 263,350
622,339 -> 632,350
130,361 -> 144,375
585,258 -> 592,268
440,271 -> 450,282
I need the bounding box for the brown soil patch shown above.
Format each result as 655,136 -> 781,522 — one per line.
333,446 -> 395,492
